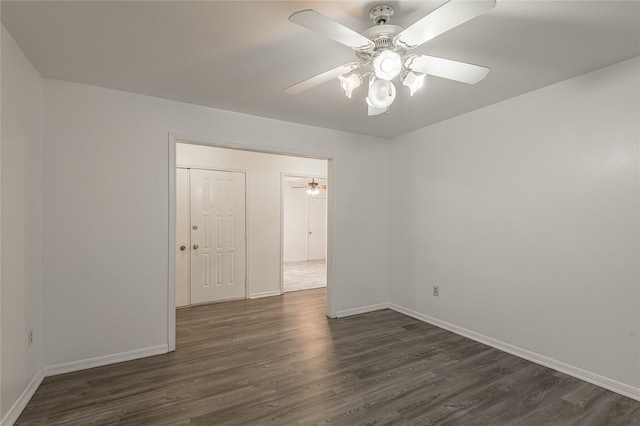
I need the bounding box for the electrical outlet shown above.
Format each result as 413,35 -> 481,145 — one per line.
433,286 -> 440,297
28,328 -> 34,346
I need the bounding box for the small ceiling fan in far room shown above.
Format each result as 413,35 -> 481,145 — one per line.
292,179 -> 327,195
284,0 -> 496,116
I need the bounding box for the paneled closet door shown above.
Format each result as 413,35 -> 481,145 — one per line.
190,169 -> 246,304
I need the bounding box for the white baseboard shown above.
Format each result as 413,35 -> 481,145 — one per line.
249,290 -> 281,299
389,303 -> 640,402
1,368 -> 44,426
43,344 -> 168,377
336,302 -> 389,318
3,345 -> 169,425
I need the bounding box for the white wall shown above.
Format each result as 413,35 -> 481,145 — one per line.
1,25 -> 43,422
389,57 -> 640,395
42,79 -> 390,368
176,144 -> 327,298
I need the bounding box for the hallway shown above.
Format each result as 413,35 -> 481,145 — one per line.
283,259 -> 327,292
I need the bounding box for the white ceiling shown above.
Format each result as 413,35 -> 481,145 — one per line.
2,1 -> 639,138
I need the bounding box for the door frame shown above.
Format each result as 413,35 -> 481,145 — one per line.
168,133 -> 336,351
175,167 -> 191,308
281,173 -> 328,294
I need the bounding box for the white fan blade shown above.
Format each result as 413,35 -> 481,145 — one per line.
404,55 -> 489,84
366,98 -> 387,116
394,0 -> 496,50
284,63 -> 360,94
289,9 -> 375,52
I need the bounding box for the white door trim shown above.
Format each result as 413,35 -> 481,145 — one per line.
168,137 -> 177,351
175,167 -> 192,308
168,133 -> 337,351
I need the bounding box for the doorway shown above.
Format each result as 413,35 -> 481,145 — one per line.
282,176 -> 328,292
169,138 -> 334,350
176,168 -> 247,307
172,140 -> 330,314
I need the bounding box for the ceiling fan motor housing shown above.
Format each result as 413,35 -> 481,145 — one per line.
369,4 -> 394,25
357,5 -> 404,61
358,24 -> 404,60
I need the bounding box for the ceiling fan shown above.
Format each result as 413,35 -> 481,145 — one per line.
284,0 -> 496,116
292,179 -> 327,195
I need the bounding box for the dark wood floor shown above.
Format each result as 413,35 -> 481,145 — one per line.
17,288 -> 640,425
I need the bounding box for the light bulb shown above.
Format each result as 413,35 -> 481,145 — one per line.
338,73 -> 361,99
402,71 -> 426,96
366,78 -> 396,109
373,50 -> 402,80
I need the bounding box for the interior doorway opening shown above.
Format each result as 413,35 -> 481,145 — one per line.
282,176 -> 328,292
171,140 -> 330,318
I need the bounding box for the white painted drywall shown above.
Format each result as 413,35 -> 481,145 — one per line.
176,144 -> 327,299
1,25 -> 43,420
389,57 -> 640,390
41,79 -> 390,367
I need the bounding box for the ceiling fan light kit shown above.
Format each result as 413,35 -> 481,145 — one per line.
285,0 -> 496,116
402,71 -> 426,96
373,49 -> 402,80
338,73 -> 362,98
367,77 -> 396,109
300,179 -> 323,196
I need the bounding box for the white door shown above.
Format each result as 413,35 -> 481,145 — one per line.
307,197 -> 327,260
190,169 -> 246,304
175,168 -> 191,307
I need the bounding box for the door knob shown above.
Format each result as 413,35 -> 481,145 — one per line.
180,245 -> 186,251
193,244 -> 199,250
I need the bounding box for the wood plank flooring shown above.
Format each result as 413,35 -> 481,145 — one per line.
16,289 -> 640,425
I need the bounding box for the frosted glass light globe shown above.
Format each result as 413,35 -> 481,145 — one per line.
367,78 -> 396,109
402,71 -> 426,96
338,73 -> 362,98
373,50 -> 402,80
